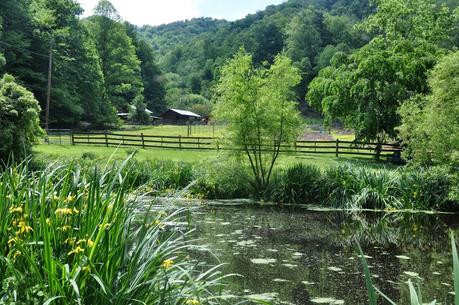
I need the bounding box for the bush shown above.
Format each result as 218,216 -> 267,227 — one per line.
0,74 -> 43,162
269,163 -> 323,204
0,159 -> 224,305
120,160 -> 194,193
192,159 -> 252,199
397,167 -> 452,210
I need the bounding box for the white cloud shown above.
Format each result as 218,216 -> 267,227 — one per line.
77,0 -> 203,26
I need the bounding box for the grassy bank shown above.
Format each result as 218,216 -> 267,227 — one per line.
31,150 -> 457,211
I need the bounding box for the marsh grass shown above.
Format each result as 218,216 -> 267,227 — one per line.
0,158 -> 226,305
272,163 -> 455,210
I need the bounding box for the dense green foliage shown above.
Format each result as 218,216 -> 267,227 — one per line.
0,159 -> 225,304
307,0 -> 459,141
51,157 -> 455,211
0,0 -> 165,128
398,51 -> 459,169
214,49 -> 301,193
0,74 -> 43,162
138,0 -> 373,104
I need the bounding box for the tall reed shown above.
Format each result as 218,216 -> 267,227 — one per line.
0,158 -> 225,305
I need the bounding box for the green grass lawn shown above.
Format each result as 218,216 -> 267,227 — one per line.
118,124 -> 225,137
34,144 -> 395,170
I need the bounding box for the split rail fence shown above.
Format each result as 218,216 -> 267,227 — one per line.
45,130 -> 401,159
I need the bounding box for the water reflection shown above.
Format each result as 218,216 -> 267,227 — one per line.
189,206 -> 459,304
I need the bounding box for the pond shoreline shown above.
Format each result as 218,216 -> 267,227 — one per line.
146,196 -> 458,215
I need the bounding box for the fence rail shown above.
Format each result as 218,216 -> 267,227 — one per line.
46,130 -> 401,159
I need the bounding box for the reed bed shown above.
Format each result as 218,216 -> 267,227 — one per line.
0,158 -> 226,305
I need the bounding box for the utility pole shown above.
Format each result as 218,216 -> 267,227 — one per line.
45,39 -> 54,131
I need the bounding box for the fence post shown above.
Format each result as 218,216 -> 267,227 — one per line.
197,137 -> 200,149
161,136 -> 163,147
59,132 -> 62,146
141,133 -> 145,148
335,139 -> 339,157
71,131 -> 74,146
179,135 -> 182,150
105,131 -> 108,147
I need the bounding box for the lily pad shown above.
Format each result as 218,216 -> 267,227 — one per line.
251,258 -> 277,264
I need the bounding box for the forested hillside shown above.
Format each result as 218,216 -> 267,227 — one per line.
0,0 -> 166,128
137,0 -> 375,108
1,0 -> 457,131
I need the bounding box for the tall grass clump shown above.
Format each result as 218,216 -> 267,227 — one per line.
322,164 -> 399,209
0,159 -> 225,305
127,160 -> 194,194
269,163 -> 323,204
191,159 -> 252,199
396,168 -> 452,210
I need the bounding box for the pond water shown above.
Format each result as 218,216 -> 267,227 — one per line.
186,205 -> 459,304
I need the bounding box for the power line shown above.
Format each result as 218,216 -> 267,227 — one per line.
0,40 -> 50,59
0,39 -> 85,75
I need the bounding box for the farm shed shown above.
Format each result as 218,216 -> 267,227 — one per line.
160,108 -> 202,125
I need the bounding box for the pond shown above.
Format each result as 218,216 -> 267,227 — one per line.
185,205 -> 459,304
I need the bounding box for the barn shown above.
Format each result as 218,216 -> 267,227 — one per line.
160,108 -> 202,125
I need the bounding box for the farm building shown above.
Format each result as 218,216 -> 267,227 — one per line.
160,108 -> 202,125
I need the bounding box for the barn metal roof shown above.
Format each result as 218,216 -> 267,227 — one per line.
168,108 -> 202,118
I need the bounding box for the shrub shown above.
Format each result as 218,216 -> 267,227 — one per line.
192,159 -> 252,199
0,159 -> 224,305
269,163 -> 323,204
121,160 -> 194,193
322,163 -> 359,207
0,74 -> 43,162
397,167 -> 452,210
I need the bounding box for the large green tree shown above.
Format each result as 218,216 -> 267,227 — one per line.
398,51 -> 459,169
307,0 -> 458,142
31,0 -> 116,127
214,49 -> 301,194
0,74 -> 43,161
86,0 -> 143,111
125,23 -> 167,114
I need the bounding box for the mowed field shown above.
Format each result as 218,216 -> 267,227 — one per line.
37,123 -> 387,169
34,143 -> 391,170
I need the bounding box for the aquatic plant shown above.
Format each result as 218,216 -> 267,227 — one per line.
359,232 -> 459,305
269,163 -> 323,204
0,158 -> 225,305
396,168 -> 452,210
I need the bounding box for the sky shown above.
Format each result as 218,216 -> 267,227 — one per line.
76,0 -> 286,26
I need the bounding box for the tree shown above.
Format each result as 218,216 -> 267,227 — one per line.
30,0 -> 116,127
129,95 -> 151,125
214,49 -> 301,194
0,74 -> 43,161
398,51 -> 459,169
285,8 -> 322,97
125,23 -> 167,114
86,0 -> 143,111
307,0 -> 458,142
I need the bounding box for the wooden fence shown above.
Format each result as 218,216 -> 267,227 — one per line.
46,130 -> 401,159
